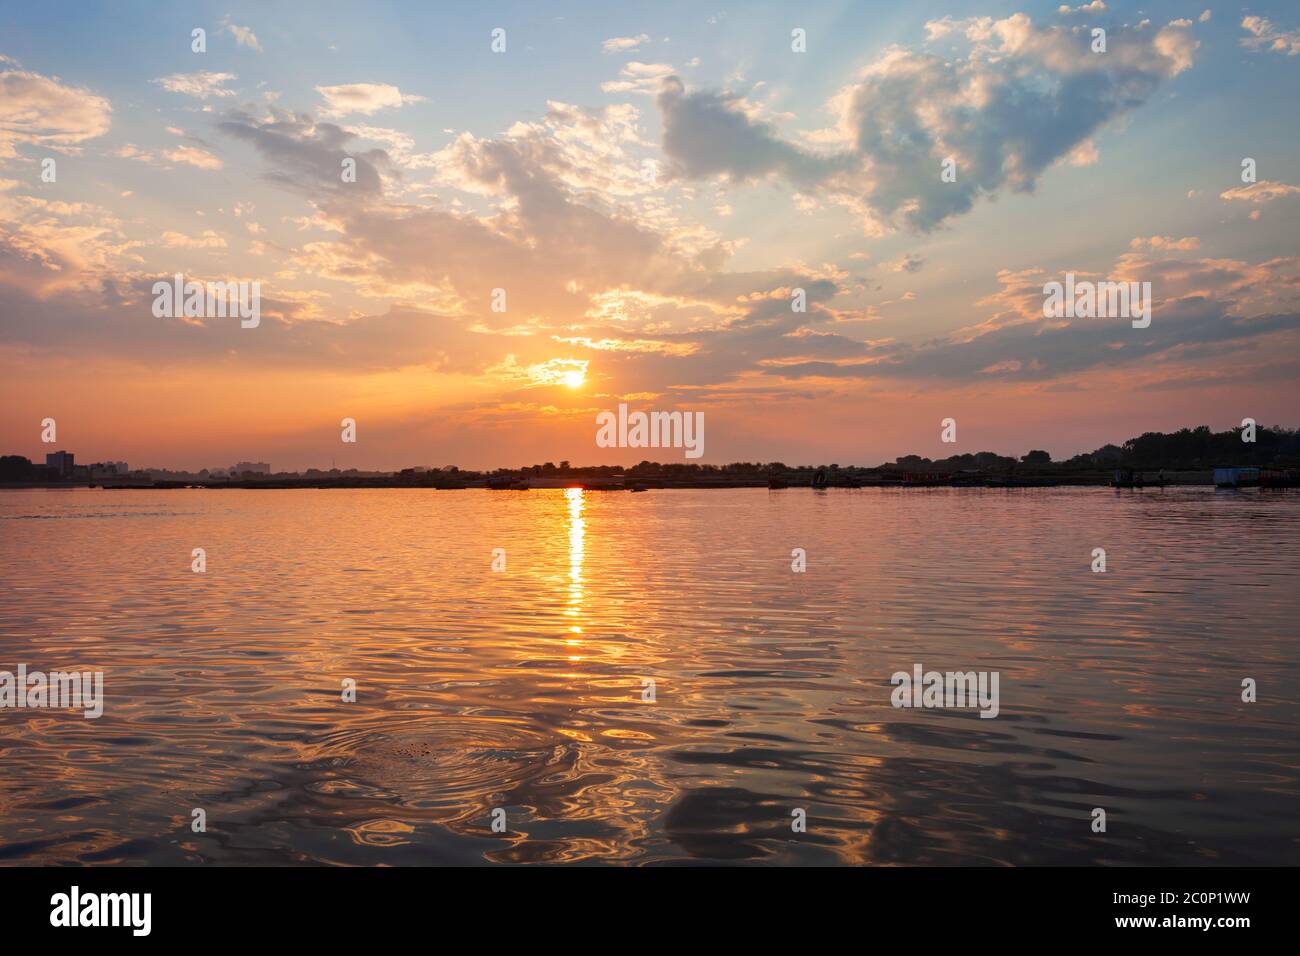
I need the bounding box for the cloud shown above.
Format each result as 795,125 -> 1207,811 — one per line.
217,109 -> 392,196
1057,2 -> 1106,15
6,148 -> 1295,409
1130,236 -> 1199,251
888,253 -> 927,272
1065,140 -> 1100,167
348,125 -> 440,170
315,82 -> 425,117
166,145 -> 223,170
208,98 -> 748,333
0,65 -> 112,158
433,100 -> 654,200
116,141 -> 224,171
657,14 -> 1202,232
657,77 -> 841,186
1220,181 -> 1300,204
160,229 -> 227,249
1,12 -> 1274,420
1240,16 -> 1300,56
601,61 -> 675,95
220,15 -> 263,53
0,191 -> 142,295
153,71 -> 238,99
4,93 -> 855,400
764,250 -> 1300,384
0,272 -> 490,373
603,34 -> 650,54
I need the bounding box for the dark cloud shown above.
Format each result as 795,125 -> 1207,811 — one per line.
656,77 -> 843,187
218,109 -> 391,196
763,296 -> 1299,383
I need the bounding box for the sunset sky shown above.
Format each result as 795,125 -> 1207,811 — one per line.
2,1 -> 1298,471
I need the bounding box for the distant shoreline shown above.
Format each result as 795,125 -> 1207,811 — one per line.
0,472 -> 1250,492
6,424 -> 1296,491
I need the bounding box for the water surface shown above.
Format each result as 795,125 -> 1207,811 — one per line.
1,486 -> 1296,865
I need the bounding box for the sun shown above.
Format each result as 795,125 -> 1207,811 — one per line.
563,369 -> 585,388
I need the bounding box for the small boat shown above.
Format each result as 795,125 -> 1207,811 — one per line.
810,468 -> 828,489
1215,467 -> 1260,489
630,486 -> 648,493
1112,469 -> 1164,489
1260,469 -> 1300,488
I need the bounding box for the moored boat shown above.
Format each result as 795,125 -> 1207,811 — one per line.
1112,468 -> 1164,489
1259,468 -> 1299,488
1214,467 -> 1260,489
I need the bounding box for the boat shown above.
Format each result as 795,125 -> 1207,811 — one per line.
1260,469 -> 1300,488
1214,467 -> 1260,489
767,477 -> 789,489
810,468 -> 828,489
1112,468 -> 1164,489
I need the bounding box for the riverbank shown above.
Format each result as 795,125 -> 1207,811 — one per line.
0,470 -> 1248,491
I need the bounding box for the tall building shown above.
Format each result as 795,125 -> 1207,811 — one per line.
231,461 -> 271,475
45,450 -> 74,477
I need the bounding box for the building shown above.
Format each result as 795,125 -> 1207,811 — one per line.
89,461 -> 130,478
231,461 -> 271,475
45,450 -> 74,477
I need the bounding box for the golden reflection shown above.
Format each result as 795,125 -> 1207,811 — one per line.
565,488 -> 585,663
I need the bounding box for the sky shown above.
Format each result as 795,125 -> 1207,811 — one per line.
1,0 -> 1297,471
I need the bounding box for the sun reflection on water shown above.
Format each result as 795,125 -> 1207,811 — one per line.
565,488 -> 585,663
